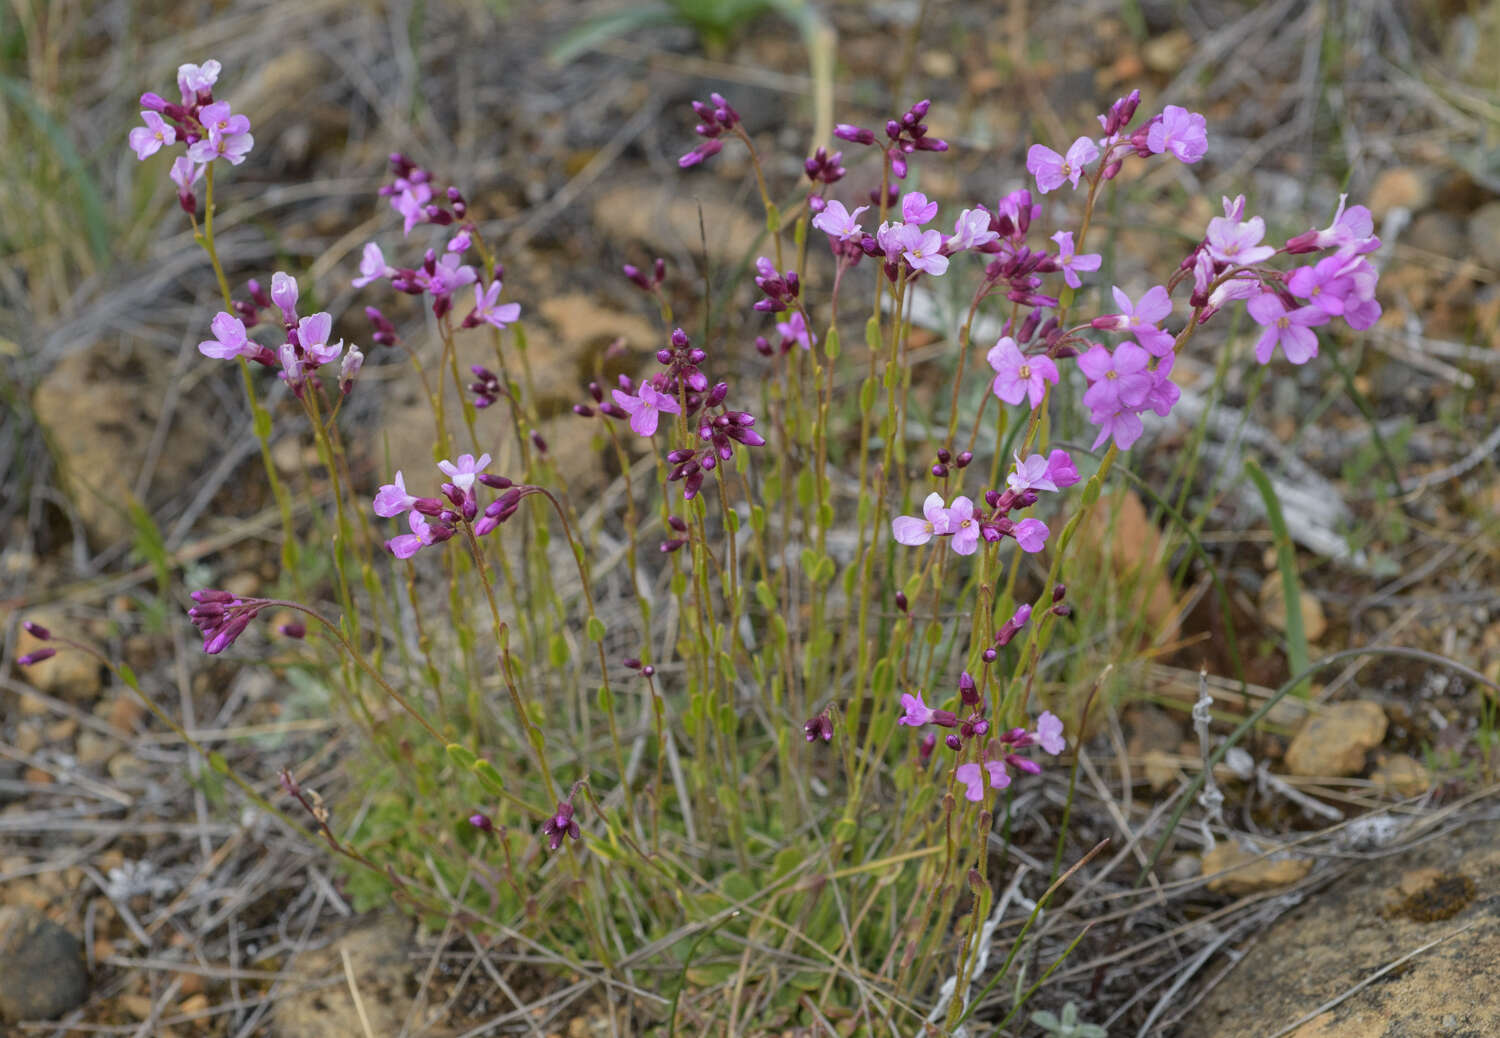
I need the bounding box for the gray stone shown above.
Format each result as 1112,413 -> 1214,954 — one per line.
0,907 -> 88,1023
1471,201 -> 1500,270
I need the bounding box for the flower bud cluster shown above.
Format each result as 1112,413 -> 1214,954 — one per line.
372,455 -> 532,558
128,59 -> 253,213
678,92 -> 740,168
833,98 -> 948,180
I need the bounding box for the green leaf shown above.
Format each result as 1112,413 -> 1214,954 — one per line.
859,377 -> 877,414
755,580 -> 776,611
445,744 -> 478,770
472,759 -> 505,795
549,632 -> 569,668
864,315 -> 881,352
586,616 -> 606,642
1245,457 -> 1310,695
597,685 -> 613,713
823,325 -> 840,360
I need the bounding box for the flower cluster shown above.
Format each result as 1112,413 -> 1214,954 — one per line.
577,328 -> 765,499
954,715 -> 1066,802
373,454 -> 529,558
834,98 -> 949,180
379,153 -> 471,239
678,92 -> 740,168
128,60 -> 252,213
188,589 -> 268,655
891,450 -> 1077,557
198,272 -> 361,397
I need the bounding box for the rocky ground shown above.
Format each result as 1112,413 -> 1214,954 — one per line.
3,0 -> 1500,1034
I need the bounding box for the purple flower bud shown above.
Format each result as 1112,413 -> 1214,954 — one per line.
955,451 -> 973,469
959,671 -> 979,706
931,463 -> 948,478
279,621 -> 306,639
803,714 -> 834,744
982,648 -> 997,663
706,382 -> 729,407
660,538 -> 687,553
18,649 -> 57,666
540,799 -> 580,851
1051,603 -> 1072,617
468,812 -> 495,834
944,733 -> 963,751
667,515 -> 688,532
894,591 -> 909,613
477,473 -> 513,490
641,664 -> 655,677
1052,583 -> 1067,602
21,621 -> 51,641
834,123 -> 876,146
623,657 -> 642,670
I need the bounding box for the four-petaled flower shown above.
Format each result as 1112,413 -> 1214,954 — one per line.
1094,286 -> 1175,356
467,280 -> 522,329
1205,215 -> 1276,268
946,496 -> 980,555
1036,711 -> 1066,755
198,312 -> 253,360
129,111 -> 176,160
775,311 -> 816,351
1246,292 -> 1325,365
900,227 -> 949,276
438,452 -> 491,492
1051,230 -> 1101,289
387,511 -> 437,559
612,383 -> 681,437
1007,453 -> 1059,495
811,199 -> 869,243
352,243 -> 394,288
1146,105 -> 1208,163
988,336 -> 1059,409
1026,136 -> 1100,193
947,208 -> 998,252
899,691 -> 936,727
373,471 -> 417,517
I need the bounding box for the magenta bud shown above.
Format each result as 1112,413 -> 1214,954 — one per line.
573,404 -> 594,417
984,490 -> 1002,508
22,621 -> 51,641
944,733 -> 963,751
660,538 -> 687,553
955,451 -> 973,468
622,657 -> 642,670
894,591 -> 909,613
641,664 -> 655,677
959,671 -> 979,706
468,812 -> 494,834
1052,583 -> 1067,602
981,648 -> 997,663
931,463 -> 948,478
1051,603 -> 1072,617
279,621 -> 306,639
667,515 -> 688,532
530,430 -> 548,454
656,349 -> 673,365
18,648 -> 57,666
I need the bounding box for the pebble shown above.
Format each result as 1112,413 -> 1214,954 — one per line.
0,907 -> 88,1023
1285,700 -> 1387,777
1202,841 -> 1313,895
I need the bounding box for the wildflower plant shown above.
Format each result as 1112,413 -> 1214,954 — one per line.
44,62 -> 1386,1031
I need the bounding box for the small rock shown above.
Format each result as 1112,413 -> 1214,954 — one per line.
1258,576 -> 1329,643
1202,841 -> 1313,895
15,723 -> 42,756
1284,700 -> 1387,777
106,693 -> 146,734
44,718 -> 77,743
1143,749 -> 1179,792
1406,211 -> 1469,260
0,907 -> 89,1023
107,754 -> 149,784
1371,753 -> 1432,797
1470,201 -> 1500,270
1367,167 -> 1434,220
75,732 -> 117,769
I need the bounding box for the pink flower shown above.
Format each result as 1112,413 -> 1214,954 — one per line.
900,191 -> 938,224
900,227 -> 949,276
947,208 -> 998,252
296,312 -> 343,366
271,272 -> 299,322
891,492 -> 950,546
899,691 -> 936,727
988,336 -> 1060,409
437,452 -> 491,492
1007,453 -> 1058,494
1146,105 -> 1208,163
353,243 -> 394,288
1046,449 -> 1080,488
198,312 -> 252,360
392,180 -> 433,235
811,199 -> 869,243
387,512 -> 435,559
947,496 -> 981,555
1286,255 -> 1356,317
1036,711 -> 1066,755
1026,136 -> 1099,193
1093,286 -> 1175,356
415,253 -> 478,302
169,156 -> 202,210
373,471 -> 417,518
467,280 -> 522,329
1205,215 -> 1276,267
612,382 -> 681,437
1089,409 -> 1144,451
1246,292 -> 1325,365
1285,194 -> 1380,256
1078,342 -> 1153,414
1012,518 -> 1049,554
1051,230 -> 1102,289
955,760 -> 1011,801
176,60 -> 221,104
128,111 -> 175,160
775,311 -> 815,351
